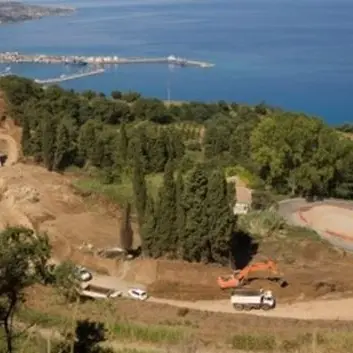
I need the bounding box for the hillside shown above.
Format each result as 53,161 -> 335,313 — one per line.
2,76 -> 353,352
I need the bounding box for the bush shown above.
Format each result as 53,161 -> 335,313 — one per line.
185,140 -> 201,151
238,210 -> 285,238
251,190 -> 278,210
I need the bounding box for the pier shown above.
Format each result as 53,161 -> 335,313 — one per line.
34,68 -> 105,84
0,52 -> 214,68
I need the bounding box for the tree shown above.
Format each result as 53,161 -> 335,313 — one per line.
53,120 -> 71,171
119,123 -> 128,162
140,196 -> 157,257
182,165 -> 210,262
175,171 -> 186,258
111,90 -> 122,100
206,170 -> 235,264
119,202 -> 133,251
52,260 -> 81,303
132,151 -> 147,228
54,320 -> 113,353
21,117 -> 31,156
0,227 -> 51,353
227,179 -> 236,209
42,118 -> 57,171
155,160 -> 177,257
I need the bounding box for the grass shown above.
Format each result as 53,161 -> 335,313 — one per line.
16,297 -> 353,353
73,173 -> 163,205
111,322 -> 185,344
17,306 -> 186,345
0,327 -> 49,353
230,331 -> 353,353
285,224 -> 324,242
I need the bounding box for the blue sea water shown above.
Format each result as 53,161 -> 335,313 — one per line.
0,0 -> 353,124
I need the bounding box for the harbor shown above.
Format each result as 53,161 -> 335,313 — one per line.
0,52 -> 214,68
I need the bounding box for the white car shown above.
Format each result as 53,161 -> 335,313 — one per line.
75,266 -> 92,282
127,288 -> 148,301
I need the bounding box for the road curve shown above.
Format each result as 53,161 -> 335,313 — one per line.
278,198 -> 353,252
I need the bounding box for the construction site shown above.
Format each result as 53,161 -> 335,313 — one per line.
2,92 -> 353,351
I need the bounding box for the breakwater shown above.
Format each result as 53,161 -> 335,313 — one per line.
34,68 -> 105,84
0,52 -> 214,68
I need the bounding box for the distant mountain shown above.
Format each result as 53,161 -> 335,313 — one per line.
0,1 -> 75,24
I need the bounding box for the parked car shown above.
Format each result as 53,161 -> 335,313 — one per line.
75,266 -> 92,282
127,288 -> 148,301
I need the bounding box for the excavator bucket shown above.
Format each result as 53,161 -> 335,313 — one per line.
217,275 -> 241,289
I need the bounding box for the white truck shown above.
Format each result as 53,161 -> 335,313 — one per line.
80,283 -> 122,299
230,288 -> 276,311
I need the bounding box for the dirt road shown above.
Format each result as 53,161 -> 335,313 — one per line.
279,198 -> 353,251
148,296 -> 353,321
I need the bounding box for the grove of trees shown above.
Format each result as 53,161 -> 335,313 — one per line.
2,75 -> 353,264
136,161 -> 236,264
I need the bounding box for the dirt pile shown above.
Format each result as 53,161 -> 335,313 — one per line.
0,162 -> 139,274
120,254 -> 353,302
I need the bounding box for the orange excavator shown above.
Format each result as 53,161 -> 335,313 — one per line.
217,259 -> 287,290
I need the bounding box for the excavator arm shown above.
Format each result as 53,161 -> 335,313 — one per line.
217,260 -> 285,289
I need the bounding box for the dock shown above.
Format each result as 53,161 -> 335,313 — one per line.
34,68 -> 105,84
0,52 -> 214,68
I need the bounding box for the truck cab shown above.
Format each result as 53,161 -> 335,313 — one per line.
261,290 -> 276,310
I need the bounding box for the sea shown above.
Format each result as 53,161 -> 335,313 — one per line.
0,0 -> 353,124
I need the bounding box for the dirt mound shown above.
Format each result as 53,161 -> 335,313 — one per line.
118,256 -> 351,302
0,162 -> 137,271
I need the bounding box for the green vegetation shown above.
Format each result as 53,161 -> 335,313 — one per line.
18,307 -> 186,345
0,227 -> 51,353
2,75 -> 353,264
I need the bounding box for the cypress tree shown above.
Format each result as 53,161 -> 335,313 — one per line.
175,171 -> 186,258
132,152 -> 147,228
53,121 -> 71,171
155,160 -> 177,257
42,118 -> 57,171
182,164 -> 210,262
77,120 -> 97,164
119,202 -> 133,251
206,170 -> 236,264
21,117 -> 31,156
120,123 -> 128,162
227,179 -> 236,209
140,195 -> 157,257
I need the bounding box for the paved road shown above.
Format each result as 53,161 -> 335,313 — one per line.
278,197 -> 353,251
